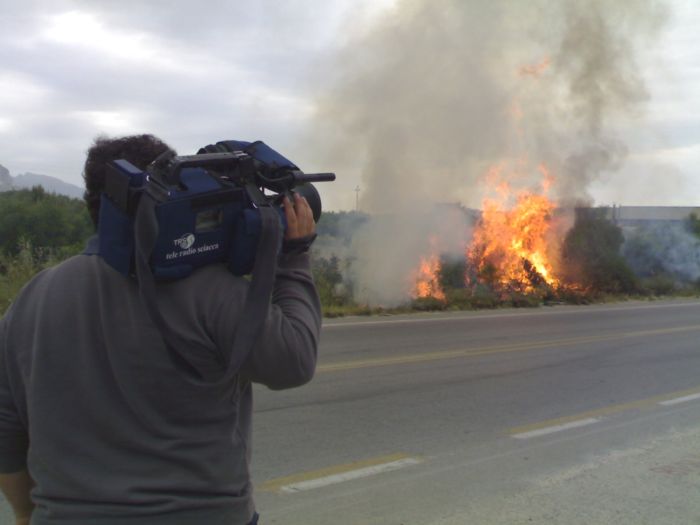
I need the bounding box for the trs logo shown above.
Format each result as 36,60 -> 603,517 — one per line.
173,233 -> 196,250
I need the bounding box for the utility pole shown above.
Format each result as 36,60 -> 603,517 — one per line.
354,185 -> 360,212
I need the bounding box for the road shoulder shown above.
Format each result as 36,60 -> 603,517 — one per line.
430,423 -> 700,525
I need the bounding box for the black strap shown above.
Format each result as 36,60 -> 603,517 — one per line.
224,204 -> 280,378
133,190 -> 281,385
134,192 -> 204,380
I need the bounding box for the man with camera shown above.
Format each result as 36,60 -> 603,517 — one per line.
0,134 -> 323,525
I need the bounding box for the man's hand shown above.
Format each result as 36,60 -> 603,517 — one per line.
283,193 -> 315,240
0,470 -> 34,525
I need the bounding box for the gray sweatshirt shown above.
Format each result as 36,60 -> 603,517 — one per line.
0,239 -> 321,524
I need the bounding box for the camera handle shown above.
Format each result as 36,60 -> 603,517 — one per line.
158,151 -> 252,187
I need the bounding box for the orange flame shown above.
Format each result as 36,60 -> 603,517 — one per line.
413,244 -> 445,300
518,57 -> 551,78
468,163 -> 561,292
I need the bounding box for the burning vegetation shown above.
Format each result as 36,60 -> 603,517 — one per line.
413,251 -> 445,301
308,0 -> 699,315
312,203 -> 700,317
467,163 -> 562,293
409,161 -> 571,303
406,204 -> 700,310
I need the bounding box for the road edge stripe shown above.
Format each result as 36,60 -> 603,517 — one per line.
512,417 -> 601,439
280,457 -> 422,493
259,453 -> 422,493
659,393 -> 700,406
509,386 -> 700,438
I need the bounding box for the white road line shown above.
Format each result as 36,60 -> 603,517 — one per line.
512,418 -> 601,439
279,457 -> 422,493
659,393 -> 700,406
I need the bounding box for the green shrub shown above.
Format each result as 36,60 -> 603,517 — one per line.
1,242 -> 44,315
322,304 -> 376,318
470,284 -> 499,309
640,274 -> 678,296
410,296 -> 447,311
687,213 -> 700,239
506,291 -> 542,308
0,187 -> 93,256
443,288 -> 475,310
311,255 -> 353,308
561,208 -> 639,293
0,239 -> 85,316
438,258 -> 466,290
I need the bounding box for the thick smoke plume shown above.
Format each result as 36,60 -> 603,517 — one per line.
623,222 -> 700,284
313,0 -> 668,305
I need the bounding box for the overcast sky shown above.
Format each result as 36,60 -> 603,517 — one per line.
0,0 -> 697,210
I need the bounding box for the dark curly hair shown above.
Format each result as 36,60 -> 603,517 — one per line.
83,134 -> 175,227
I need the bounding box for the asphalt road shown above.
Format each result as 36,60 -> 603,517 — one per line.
252,299 -> 700,524
2,299 -> 699,524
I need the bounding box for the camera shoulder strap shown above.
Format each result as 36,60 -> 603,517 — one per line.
133,188 -> 281,385
222,202 -> 281,378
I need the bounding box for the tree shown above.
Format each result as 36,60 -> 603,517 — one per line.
438,256 -> 466,290
687,213 -> 700,239
315,211 -> 368,241
561,208 -> 638,293
0,187 -> 93,255
311,255 -> 351,307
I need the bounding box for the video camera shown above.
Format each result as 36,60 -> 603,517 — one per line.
98,140 -> 335,280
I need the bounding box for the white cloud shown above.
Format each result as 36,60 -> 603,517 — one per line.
0,71 -> 52,110
43,11 -> 112,45
0,117 -> 13,133
70,109 -> 142,135
36,10 -> 224,76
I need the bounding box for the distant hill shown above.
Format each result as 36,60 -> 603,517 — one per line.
12,173 -> 84,199
0,163 -> 84,200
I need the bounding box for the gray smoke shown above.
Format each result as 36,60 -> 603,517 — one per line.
623,222 -> 700,284
548,0 -> 668,204
312,0 -> 668,305
349,205 -> 473,305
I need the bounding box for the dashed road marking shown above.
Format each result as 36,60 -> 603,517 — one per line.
260,453 -> 423,494
512,417 -> 601,439
659,393 -> 700,406
510,386 -> 700,439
